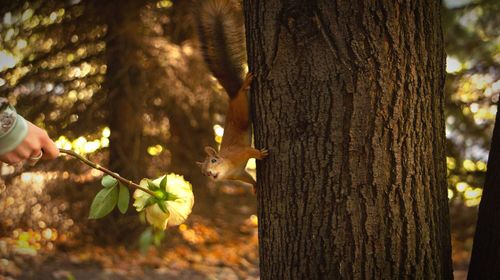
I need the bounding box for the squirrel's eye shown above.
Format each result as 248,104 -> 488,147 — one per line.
211,158 -> 217,163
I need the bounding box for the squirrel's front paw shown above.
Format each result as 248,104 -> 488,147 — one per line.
257,148 -> 269,159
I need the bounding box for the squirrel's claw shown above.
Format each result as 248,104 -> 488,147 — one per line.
257,148 -> 269,159
242,73 -> 253,91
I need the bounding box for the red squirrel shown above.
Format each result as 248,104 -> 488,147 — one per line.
195,0 -> 268,186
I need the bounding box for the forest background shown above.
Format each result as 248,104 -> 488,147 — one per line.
0,0 -> 498,279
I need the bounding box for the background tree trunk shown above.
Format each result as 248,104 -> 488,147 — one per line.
468,108 -> 500,279
244,0 -> 453,279
102,0 -> 147,182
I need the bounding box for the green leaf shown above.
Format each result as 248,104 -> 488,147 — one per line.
157,200 -> 168,214
117,183 -> 130,214
146,179 -> 159,191
159,175 -> 167,191
138,227 -> 153,254
101,175 -> 118,188
138,227 -> 166,254
89,186 -> 118,219
153,230 -> 165,246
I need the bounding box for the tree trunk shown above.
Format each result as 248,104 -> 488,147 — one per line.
244,0 -> 452,279
102,0 -> 147,181
468,108 -> 500,279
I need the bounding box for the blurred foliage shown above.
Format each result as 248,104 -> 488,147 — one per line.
443,0 -> 500,272
0,0 -> 233,260
444,0 -> 499,203
0,0 -> 222,169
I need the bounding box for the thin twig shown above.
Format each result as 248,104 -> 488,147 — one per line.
59,148 -> 158,198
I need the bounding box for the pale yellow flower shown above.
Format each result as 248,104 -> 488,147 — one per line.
133,174 -> 194,230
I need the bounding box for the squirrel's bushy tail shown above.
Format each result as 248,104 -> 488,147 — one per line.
195,0 -> 246,99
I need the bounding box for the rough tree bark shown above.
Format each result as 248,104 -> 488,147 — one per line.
468,108 -> 500,279
244,0 -> 453,279
101,0 -> 148,181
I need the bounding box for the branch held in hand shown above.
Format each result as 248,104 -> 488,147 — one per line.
58,148 -> 158,198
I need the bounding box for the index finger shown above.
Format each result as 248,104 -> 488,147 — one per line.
41,137 -> 59,160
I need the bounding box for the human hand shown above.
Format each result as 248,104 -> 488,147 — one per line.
0,121 -> 59,165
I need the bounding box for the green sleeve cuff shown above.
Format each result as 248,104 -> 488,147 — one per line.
0,114 -> 28,155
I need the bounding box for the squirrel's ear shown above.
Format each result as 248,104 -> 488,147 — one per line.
204,146 -> 218,157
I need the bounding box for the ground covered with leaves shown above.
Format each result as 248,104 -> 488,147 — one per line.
3,224 -> 259,280
0,163 -> 261,280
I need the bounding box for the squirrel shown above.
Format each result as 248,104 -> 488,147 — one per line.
195,0 -> 268,187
